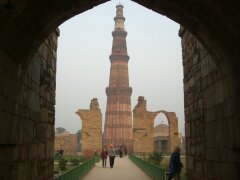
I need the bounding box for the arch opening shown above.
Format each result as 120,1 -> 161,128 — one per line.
154,113 -> 170,154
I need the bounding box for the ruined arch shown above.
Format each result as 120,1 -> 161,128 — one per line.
154,110 -> 181,153
133,97 -> 181,154
0,0 -> 240,179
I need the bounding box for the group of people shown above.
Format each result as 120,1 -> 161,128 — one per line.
101,144 -> 183,179
55,149 -> 64,156
100,144 -> 128,168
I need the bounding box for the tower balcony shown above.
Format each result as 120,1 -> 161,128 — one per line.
109,54 -> 129,62
106,87 -> 132,96
112,30 -> 127,37
114,16 -> 125,21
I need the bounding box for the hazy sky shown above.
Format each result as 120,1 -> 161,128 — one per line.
55,0 -> 184,135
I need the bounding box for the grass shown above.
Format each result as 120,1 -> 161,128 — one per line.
137,153 -> 187,179
53,155 -> 86,174
53,155 -> 100,175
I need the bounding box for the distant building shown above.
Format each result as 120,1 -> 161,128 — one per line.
54,130 -> 77,156
153,123 -> 169,154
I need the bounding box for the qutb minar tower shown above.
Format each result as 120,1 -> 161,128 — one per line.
104,4 -> 133,151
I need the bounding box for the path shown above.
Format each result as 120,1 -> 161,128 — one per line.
82,156 -> 153,180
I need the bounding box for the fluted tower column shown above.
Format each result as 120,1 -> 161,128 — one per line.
104,4 -> 133,152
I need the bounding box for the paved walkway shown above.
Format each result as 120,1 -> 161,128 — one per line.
82,156 -> 153,180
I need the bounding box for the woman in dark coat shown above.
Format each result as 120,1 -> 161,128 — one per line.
101,146 -> 108,168
168,146 -> 183,180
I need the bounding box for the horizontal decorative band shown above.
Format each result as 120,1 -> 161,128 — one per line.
105,111 -> 132,116
112,31 -> 127,37
109,54 -> 129,61
114,16 -> 125,21
106,98 -> 131,104
104,124 -> 132,128
106,87 -> 132,96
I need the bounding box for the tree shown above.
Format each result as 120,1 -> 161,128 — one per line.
56,127 -> 65,133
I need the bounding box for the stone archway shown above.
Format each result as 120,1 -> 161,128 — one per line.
0,1 -> 240,179
154,110 -> 181,153
133,96 -> 181,154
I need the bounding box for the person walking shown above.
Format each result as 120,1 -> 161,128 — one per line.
167,146 -> 183,180
108,144 -> 116,168
124,145 -> 128,156
101,146 -> 108,168
119,146 -> 123,158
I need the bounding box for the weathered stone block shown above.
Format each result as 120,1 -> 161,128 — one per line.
235,115 -> 240,148
30,111 -> 40,121
46,140 -> 53,159
221,163 -> 240,180
20,119 -> 34,144
0,113 -> 20,144
28,90 -> 40,112
228,149 -> 240,163
41,44 -> 49,61
224,98 -> 236,117
38,143 -> 46,159
187,156 -> 194,170
19,106 -> 30,119
40,107 -> 49,122
204,81 -> 224,108
223,119 -> 236,148
205,122 -> 216,148
0,145 -> 19,162
201,55 -> 215,78
0,95 -> 6,111
206,148 -> 217,161
16,162 -> 32,180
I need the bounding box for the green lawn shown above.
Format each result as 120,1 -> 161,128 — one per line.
53,155 -> 100,174
53,155 -> 84,174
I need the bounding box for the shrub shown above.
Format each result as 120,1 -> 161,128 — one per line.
79,156 -> 86,163
70,158 -> 80,166
148,151 -> 163,166
93,152 -> 100,162
59,158 -> 68,170
54,154 -> 62,161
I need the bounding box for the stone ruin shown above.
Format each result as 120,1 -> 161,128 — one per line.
76,98 -> 102,158
133,96 -> 181,154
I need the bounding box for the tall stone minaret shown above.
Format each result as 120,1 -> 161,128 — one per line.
104,4 -> 133,152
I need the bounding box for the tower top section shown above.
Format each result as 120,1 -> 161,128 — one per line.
114,4 -> 125,31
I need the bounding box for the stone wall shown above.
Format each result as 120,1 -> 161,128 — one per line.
133,96 -> 155,154
54,131 -> 77,156
180,27 -> 240,179
76,98 -> 102,158
0,30 -> 59,179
